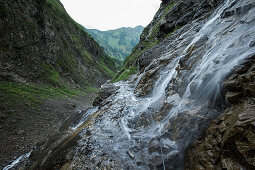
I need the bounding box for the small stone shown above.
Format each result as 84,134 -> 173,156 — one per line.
86,130 -> 92,136
12,119 -> 18,123
249,38 -> 255,47
17,130 -> 24,135
126,151 -> 135,159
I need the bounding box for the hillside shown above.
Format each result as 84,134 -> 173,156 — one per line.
85,26 -> 144,65
20,0 -> 255,169
0,0 -> 116,167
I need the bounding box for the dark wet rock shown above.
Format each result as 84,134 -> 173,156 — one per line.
223,54 -> 255,103
148,138 -> 161,154
250,36 -> 255,47
161,0 -> 170,4
85,130 -> 92,136
126,151 -> 135,159
93,84 -> 120,106
186,39 -> 255,169
226,92 -> 242,104
160,0 -> 216,35
0,114 -> 7,120
222,9 -> 235,18
176,11 -> 194,26
186,99 -> 255,170
224,79 -> 241,91
138,44 -> 166,70
221,2 -> 255,19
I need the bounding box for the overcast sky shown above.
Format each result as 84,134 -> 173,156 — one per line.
60,0 -> 161,31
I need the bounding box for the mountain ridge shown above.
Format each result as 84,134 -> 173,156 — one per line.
84,25 -> 144,65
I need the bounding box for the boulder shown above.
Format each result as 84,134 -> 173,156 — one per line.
93,84 -> 120,106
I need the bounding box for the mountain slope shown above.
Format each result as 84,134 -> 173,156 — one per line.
0,0 -> 116,88
85,26 -> 144,64
0,0 -> 116,167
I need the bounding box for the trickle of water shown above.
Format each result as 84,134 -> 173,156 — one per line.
3,151 -> 31,170
71,107 -> 98,131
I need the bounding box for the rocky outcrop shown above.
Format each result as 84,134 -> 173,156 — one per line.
186,99 -> 255,169
186,54 -> 255,169
93,84 -> 120,107
224,54 -> 255,104
122,0 -> 224,72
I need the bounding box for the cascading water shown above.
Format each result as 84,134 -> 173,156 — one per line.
68,0 -> 255,169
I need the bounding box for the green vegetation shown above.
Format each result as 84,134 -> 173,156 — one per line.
44,0 -> 117,84
112,67 -> 138,82
0,0 -> 117,115
85,26 -> 144,65
82,50 -> 94,63
0,81 -> 98,109
113,1 -> 180,82
124,1 -> 178,66
47,69 -> 60,86
97,57 -> 116,77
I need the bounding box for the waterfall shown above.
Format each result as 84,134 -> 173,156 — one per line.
69,0 -> 255,169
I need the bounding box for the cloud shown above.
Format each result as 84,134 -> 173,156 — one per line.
60,0 -> 161,31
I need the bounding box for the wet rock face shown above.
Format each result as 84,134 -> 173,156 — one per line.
224,54 -> 255,104
186,47 -> 255,169
93,84 -> 120,107
185,99 -> 255,169
160,0 -> 225,38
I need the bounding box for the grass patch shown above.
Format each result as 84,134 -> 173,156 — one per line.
112,67 -> 138,82
82,50 -> 94,63
97,56 -> 116,77
48,69 -> 60,85
0,81 -> 98,109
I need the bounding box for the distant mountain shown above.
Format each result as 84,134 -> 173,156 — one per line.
85,26 -> 144,65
